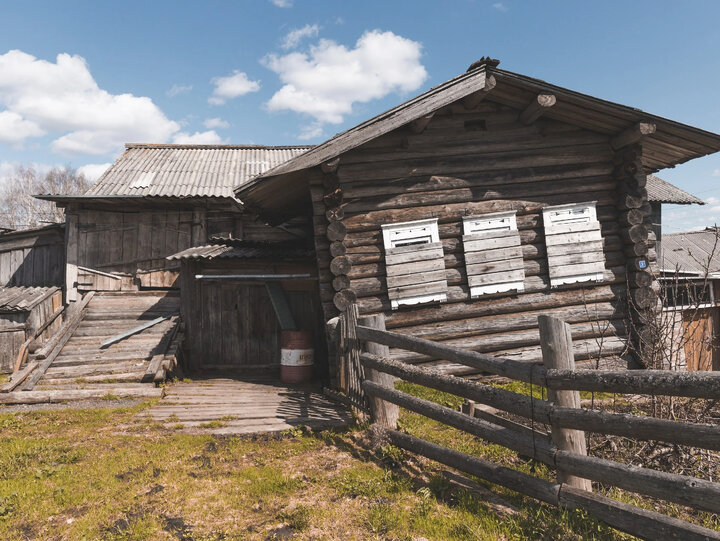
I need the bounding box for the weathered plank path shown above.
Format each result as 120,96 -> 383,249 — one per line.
33,291 -> 179,391
140,378 -> 353,434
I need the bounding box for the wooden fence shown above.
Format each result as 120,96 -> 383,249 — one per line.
347,309 -> 720,541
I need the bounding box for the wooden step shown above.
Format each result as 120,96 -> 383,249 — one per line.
0,387 -> 164,404
45,360 -> 148,378
40,372 -> 146,385
53,352 -> 154,366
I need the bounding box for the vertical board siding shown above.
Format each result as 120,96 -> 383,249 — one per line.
0,227 -> 65,288
311,103 -> 628,370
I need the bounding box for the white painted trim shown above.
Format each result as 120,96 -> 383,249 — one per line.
462,211 -> 517,235
381,218 -> 440,249
542,201 -> 597,226
391,293 -> 447,310
470,281 -> 524,298
550,272 -> 604,287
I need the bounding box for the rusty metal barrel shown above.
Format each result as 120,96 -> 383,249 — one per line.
280,330 -> 314,384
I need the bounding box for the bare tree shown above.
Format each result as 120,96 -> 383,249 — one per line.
0,165 -> 91,230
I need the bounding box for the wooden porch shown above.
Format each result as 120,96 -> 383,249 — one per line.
140,377 -> 352,435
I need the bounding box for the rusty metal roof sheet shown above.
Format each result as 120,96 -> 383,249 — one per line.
0,286 -> 60,313
646,175 -> 704,205
84,144 -> 311,199
167,240 -> 313,261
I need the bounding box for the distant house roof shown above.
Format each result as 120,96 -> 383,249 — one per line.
646,175 -> 703,205
236,60 -> 720,212
167,240 -> 313,261
660,229 -> 720,276
38,144 -> 311,203
0,286 -> 60,313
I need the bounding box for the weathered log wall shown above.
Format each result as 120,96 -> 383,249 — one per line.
309,102 -> 635,375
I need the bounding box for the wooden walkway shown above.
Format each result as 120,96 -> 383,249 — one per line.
140,378 -> 353,434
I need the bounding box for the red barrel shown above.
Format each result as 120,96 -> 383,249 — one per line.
280,330 -> 314,384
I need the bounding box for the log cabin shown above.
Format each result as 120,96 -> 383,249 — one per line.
233,58 -> 720,381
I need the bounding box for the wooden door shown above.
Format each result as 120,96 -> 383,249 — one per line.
682,309 -> 714,371
198,281 -> 279,370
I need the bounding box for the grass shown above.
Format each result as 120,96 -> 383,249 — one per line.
0,388 -> 716,540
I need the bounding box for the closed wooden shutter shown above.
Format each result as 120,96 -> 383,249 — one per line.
543,202 -> 605,287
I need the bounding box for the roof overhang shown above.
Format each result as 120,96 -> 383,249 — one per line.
35,194 -> 245,210
235,63 -> 720,215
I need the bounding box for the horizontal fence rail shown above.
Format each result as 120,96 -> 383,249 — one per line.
350,309 -> 720,541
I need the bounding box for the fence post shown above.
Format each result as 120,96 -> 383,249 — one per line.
538,315 -> 592,492
358,314 -> 399,429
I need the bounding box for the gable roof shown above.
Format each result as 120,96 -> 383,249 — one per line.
235,61 -> 720,210
39,144 -> 311,204
646,175 -> 704,205
661,229 -> 720,276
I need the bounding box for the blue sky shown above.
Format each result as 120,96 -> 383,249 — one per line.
0,0 -> 719,231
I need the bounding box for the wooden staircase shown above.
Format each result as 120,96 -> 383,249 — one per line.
1,291 -> 181,404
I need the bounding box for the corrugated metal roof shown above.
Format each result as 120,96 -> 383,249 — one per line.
661,229 -> 720,276
84,144 -> 311,199
167,241 -> 313,261
0,286 -> 60,313
647,175 -> 703,205
235,61 -> 720,210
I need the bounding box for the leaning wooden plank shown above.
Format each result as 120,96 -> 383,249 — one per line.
142,317 -> 180,383
0,387 -> 164,405
12,337 -> 32,372
100,315 -> 174,348
1,360 -> 38,392
23,291 -> 96,390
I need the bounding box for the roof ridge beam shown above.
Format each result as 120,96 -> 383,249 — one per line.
520,93 -> 556,125
462,75 -> 497,110
611,122 -> 657,150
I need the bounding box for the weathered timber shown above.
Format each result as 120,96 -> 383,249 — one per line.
610,122 -> 656,151
385,428 -> 561,505
325,207 -> 344,222
100,315 -> 172,348
358,315 -> 399,429
0,387 -> 164,404
329,241 -> 347,258
333,289 -> 358,312
321,157 -> 340,174
410,113 -> 435,134
0,360 -> 38,392
326,221 -> 347,242
323,189 -> 343,208
538,315 -> 591,492
462,74 -> 496,109
558,486 -> 720,541
332,275 -> 351,291
519,93 -> 556,125
330,256 -> 352,276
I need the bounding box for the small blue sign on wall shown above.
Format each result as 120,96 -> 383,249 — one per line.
638,260 -> 647,269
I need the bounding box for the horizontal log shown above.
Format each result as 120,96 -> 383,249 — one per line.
610,122 -> 656,151
0,387 -> 163,404
559,486 -> 720,541
330,256 -> 351,276
384,428 -> 561,505
360,354 -> 720,450
326,221 -> 347,242
519,93 -> 556,125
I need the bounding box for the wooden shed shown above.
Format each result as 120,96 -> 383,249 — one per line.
234,58 -> 720,381
169,240 -> 326,377
38,144 -> 310,299
0,286 -> 63,373
0,224 -> 65,287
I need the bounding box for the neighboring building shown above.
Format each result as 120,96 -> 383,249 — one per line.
658,228 -> 720,371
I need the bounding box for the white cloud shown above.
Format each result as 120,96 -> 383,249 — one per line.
270,0 -> 292,7
0,110 -> 45,144
713,169 -> 720,177
262,30 -> 427,131
166,83 -> 192,97
493,2 -> 509,12
172,130 -> 225,144
298,122 -> 324,140
209,70 -> 261,105
0,50 -> 180,155
77,162 -> 111,182
203,117 -> 230,129
281,24 -> 320,50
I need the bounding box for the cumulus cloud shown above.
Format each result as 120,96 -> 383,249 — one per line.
172,130 -> 225,144
203,117 -> 230,129
209,71 -> 261,105
166,83 -> 192,97
77,162 -> 112,182
270,0 -> 292,7
0,110 -> 45,144
262,30 -> 427,137
281,24 -> 320,50
0,50 -> 180,156
493,2 -> 509,12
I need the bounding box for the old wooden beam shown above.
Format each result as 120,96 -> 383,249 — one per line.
538,315 -> 592,492
610,122 -> 656,150
462,74 -> 497,110
519,93 -> 556,125
409,113 -> 435,134
358,315 -> 399,429
321,157 -> 341,174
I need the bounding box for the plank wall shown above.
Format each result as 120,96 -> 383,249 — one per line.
0,228 -> 65,287
311,102 -> 630,371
